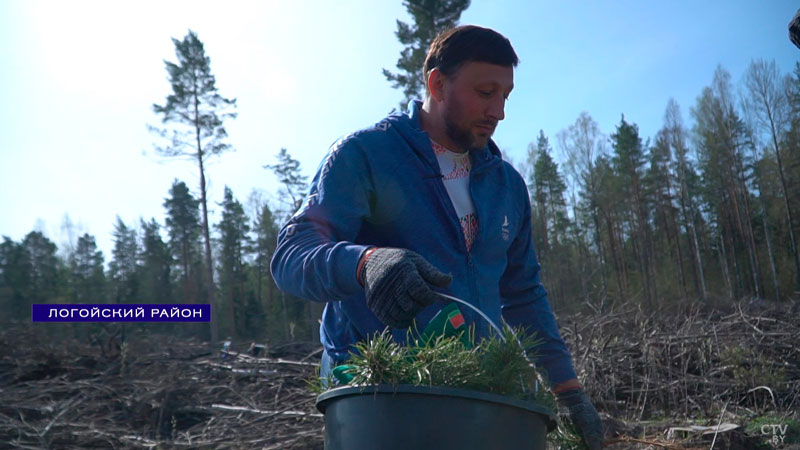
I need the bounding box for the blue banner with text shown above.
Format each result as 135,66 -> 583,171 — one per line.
32,304 -> 211,322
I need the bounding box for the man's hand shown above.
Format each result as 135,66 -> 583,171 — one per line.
557,388 -> 604,450
359,248 -> 452,328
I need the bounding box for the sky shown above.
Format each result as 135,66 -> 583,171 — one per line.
1,0 -> 798,261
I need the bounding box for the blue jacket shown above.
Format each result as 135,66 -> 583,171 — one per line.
270,101 -> 577,385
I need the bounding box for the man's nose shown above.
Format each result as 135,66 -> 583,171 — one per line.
487,97 -> 505,121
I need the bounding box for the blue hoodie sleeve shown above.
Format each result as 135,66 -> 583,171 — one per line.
270,137 -> 373,302
499,170 -> 578,386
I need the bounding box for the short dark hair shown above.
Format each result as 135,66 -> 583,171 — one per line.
423,25 -> 518,87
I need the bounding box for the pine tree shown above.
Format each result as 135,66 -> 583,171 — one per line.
383,0 -> 471,110
216,187 -> 251,336
532,131 -> 569,253
163,180 -> 202,304
139,218 -> 173,304
252,201 -> 280,339
70,234 -> 106,303
610,115 -> 657,305
749,143 -> 782,302
264,148 -> 309,223
22,232 -> 60,304
663,99 -> 707,300
592,154 -> 628,302
0,237 -> 29,320
109,217 -> 139,304
527,131 -> 575,305
646,130 -> 688,301
693,66 -> 761,299
151,30 -> 237,343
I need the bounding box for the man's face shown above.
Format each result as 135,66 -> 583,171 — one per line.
440,62 -> 514,152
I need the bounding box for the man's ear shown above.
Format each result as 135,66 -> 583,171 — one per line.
427,68 -> 446,103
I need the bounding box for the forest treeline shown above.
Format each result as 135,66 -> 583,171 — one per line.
2,45 -> 799,343
0,174 -> 308,343
526,60 -> 800,311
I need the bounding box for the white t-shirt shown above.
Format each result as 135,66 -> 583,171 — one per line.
431,139 -> 478,251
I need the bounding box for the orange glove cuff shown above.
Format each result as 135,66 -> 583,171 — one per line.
356,247 -> 378,286
552,378 -> 583,395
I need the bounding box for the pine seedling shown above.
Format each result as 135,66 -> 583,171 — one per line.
408,332 -> 485,389
346,330 -> 414,386
548,418 -> 590,450
478,326 -> 542,398
306,364 -> 336,395
323,324 -> 555,403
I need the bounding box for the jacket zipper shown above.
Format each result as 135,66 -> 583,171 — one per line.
432,156 -> 489,337
467,168 -> 486,337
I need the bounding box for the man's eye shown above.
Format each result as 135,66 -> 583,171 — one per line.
478,90 -> 493,97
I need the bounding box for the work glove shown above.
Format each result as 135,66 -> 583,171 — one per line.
557,389 -> 604,450
359,247 -> 452,328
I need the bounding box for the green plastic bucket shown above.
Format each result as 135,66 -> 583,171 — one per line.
316,384 -> 556,450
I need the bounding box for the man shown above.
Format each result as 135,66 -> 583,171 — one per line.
271,25 -> 603,449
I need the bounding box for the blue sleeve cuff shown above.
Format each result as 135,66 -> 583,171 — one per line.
538,354 -> 578,387
333,243 -> 371,297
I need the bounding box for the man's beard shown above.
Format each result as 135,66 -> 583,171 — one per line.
442,104 -> 494,152
444,115 -> 482,152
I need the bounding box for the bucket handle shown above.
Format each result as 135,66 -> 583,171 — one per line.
434,292 -> 540,394
435,292 -> 506,341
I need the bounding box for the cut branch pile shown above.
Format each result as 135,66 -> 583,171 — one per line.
559,299 -> 800,449
0,327 -> 324,449
0,299 -> 798,449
